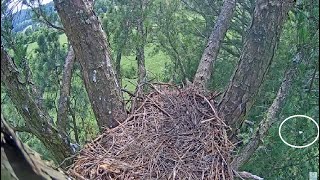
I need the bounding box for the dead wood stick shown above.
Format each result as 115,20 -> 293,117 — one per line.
234,170 -> 264,180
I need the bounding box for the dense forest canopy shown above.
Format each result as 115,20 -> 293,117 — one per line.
1,0 -> 319,179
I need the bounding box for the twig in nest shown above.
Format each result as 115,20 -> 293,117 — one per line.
147,96 -> 172,118
201,117 -> 216,124
152,82 -> 181,93
196,93 -> 220,119
147,83 -> 164,95
196,93 -> 229,128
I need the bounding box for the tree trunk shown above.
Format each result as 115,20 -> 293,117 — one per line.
115,18 -> 130,84
231,52 -> 302,170
53,0 -> 127,129
218,0 -> 295,134
193,0 -> 236,89
136,1 -> 147,85
115,52 -> 122,84
1,47 -> 73,164
57,46 -> 75,135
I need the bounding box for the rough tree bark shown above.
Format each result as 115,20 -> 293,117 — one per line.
57,46 -> 75,134
231,52 -> 302,170
1,47 -> 73,164
193,0 -> 236,89
218,0 -> 295,134
53,0 -> 127,129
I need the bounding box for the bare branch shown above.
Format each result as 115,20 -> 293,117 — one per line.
308,66 -> 318,93
234,171 -> 264,180
121,88 -> 136,97
57,47 -> 75,134
23,1 -> 64,31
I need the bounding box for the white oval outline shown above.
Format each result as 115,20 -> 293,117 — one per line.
279,115 -> 319,148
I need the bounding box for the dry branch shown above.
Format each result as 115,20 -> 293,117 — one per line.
234,171 -> 264,180
57,46 -> 75,134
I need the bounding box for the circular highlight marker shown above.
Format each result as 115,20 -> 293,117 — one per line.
279,115 -> 319,148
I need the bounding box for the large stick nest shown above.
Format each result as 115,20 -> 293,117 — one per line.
68,84 -> 235,179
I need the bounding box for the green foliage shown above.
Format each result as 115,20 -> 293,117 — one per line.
152,1 -> 207,83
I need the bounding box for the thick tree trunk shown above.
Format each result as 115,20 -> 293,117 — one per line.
218,0 -> 295,134
231,53 -> 302,170
193,0 -> 236,89
53,0 -> 127,129
1,47 -> 73,164
57,47 -> 75,134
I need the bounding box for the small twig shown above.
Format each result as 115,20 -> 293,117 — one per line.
24,1 -> 64,31
196,93 -> 229,128
147,83 -> 164,95
234,170 -> 264,180
209,91 -> 222,101
233,170 -> 245,180
121,88 -> 136,97
58,152 -> 80,168
152,82 -> 181,93
147,96 -> 172,118
200,117 -> 216,124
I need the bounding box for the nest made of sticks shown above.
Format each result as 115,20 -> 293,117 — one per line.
68,84 -> 235,180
